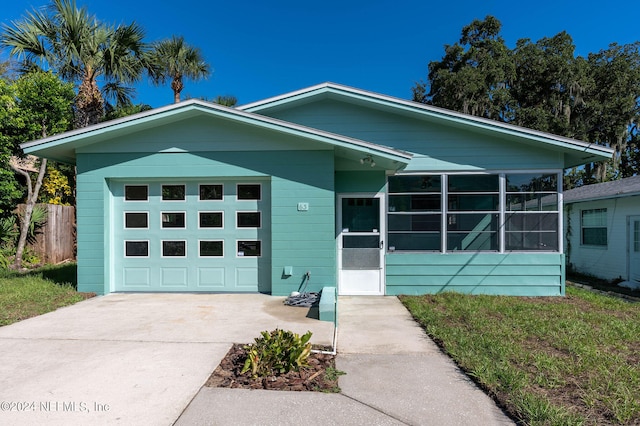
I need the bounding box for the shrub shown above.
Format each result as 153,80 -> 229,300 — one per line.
241,329 -> 312,378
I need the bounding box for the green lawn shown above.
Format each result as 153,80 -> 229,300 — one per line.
400,286 -> 640,425
0,263 -> 94,326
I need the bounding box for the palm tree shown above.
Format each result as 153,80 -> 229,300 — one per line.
0,0 -> 147,127
148,36 -> 211,103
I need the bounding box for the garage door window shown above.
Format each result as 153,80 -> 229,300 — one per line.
125,212 -> 148,228
237,184 -> 261,200
162,184 -> 185,201
199,212 -> 223,228
237,240 -> 261,257
125,241 -> 149,257
161,212 -> 186,228
237,212 -> 261,228
199,184 -> 223,201
199,240 -> 223,257
125,185 -> 148,201
162,240 -> 186,257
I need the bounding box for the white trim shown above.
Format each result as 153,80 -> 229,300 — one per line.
124,184 -> 149,202
160,211 -> 187,229
123,211 -> 149,229
124,240 -> 150,258
198,240 -> 224,258
198,183 -> 224,201
337,192 -> 386,295
161,183 -> 187,202
240,82 -> 613,159
236,240 -> 262,258
198,211 -> 224,229
236,183 -> 262,201
161,240 -> 187,257
236,211 -> 262,229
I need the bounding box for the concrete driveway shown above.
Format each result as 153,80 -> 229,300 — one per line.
0,293 -> 334,426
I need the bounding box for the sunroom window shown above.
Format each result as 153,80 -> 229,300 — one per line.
387,172 -> 560,252
447,174 -> 499,251
387,175 -> 441,251
505,173 -> 559,251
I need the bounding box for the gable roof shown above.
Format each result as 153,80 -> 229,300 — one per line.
240,82 -> 614,168
21,98 -> 412,166
564,175 -> 640,203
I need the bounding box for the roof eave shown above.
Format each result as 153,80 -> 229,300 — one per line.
22,98 -> 412,166
240,82 -> 615,164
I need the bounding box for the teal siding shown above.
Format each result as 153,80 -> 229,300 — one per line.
335,171 -> 386,193
262,100 -> 564,171
385,252 -> 565,296
76,149 -> 335,295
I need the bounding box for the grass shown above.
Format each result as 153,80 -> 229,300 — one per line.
400,286 -> 640,425
0,263 -> 94,327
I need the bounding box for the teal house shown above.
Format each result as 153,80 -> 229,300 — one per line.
22,83 -> 612,296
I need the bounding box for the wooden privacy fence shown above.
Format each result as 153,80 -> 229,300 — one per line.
19,203 -> 76,264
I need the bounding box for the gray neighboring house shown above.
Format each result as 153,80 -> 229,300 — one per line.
564,175 -> 640,288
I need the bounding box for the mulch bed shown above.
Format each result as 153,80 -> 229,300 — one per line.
205,343 -> 340,392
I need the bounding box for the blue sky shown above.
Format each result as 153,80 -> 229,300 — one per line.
2,0 -> 638,108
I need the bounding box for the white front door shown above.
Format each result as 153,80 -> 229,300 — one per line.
628,215 -> 640,283
337,194 -> 385,295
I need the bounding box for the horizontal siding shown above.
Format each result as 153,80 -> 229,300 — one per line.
386,252 -> 565,296
565,197 -> 636,281
77,149 -> 336,295
266,99 -> 565,171
77,115 -> 332,154
335,171 -> 386,193
270,150 -> 335,295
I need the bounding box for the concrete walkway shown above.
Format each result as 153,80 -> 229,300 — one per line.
0,294 -> 513,425
177,296 -> 513,425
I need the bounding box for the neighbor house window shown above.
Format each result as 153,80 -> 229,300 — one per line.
581,209 -> 607,246
387,172 -> 561,252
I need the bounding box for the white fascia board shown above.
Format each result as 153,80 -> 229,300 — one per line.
21,97 -> 411,164
241,82 -> 613,160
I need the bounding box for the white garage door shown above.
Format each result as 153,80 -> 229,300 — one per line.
112,180 -> 270,292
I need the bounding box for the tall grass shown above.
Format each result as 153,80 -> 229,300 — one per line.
400,286 -> 640,425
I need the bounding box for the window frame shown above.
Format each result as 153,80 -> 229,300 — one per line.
199,184 -> 224,201
198,240 -> 224,257
387,171 -> 562,253
236,211 -> 262,229
237,183 -> 261,201
124,211 -> 149,229
161,240 -> 187,257
198,211 -> 224,229
236,240 -> 262,257
160,211 -> 187,229
124,240 -> 150,258
124,185 -> 149,202
581,208 -> 607,247
161,184 -> 186,202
